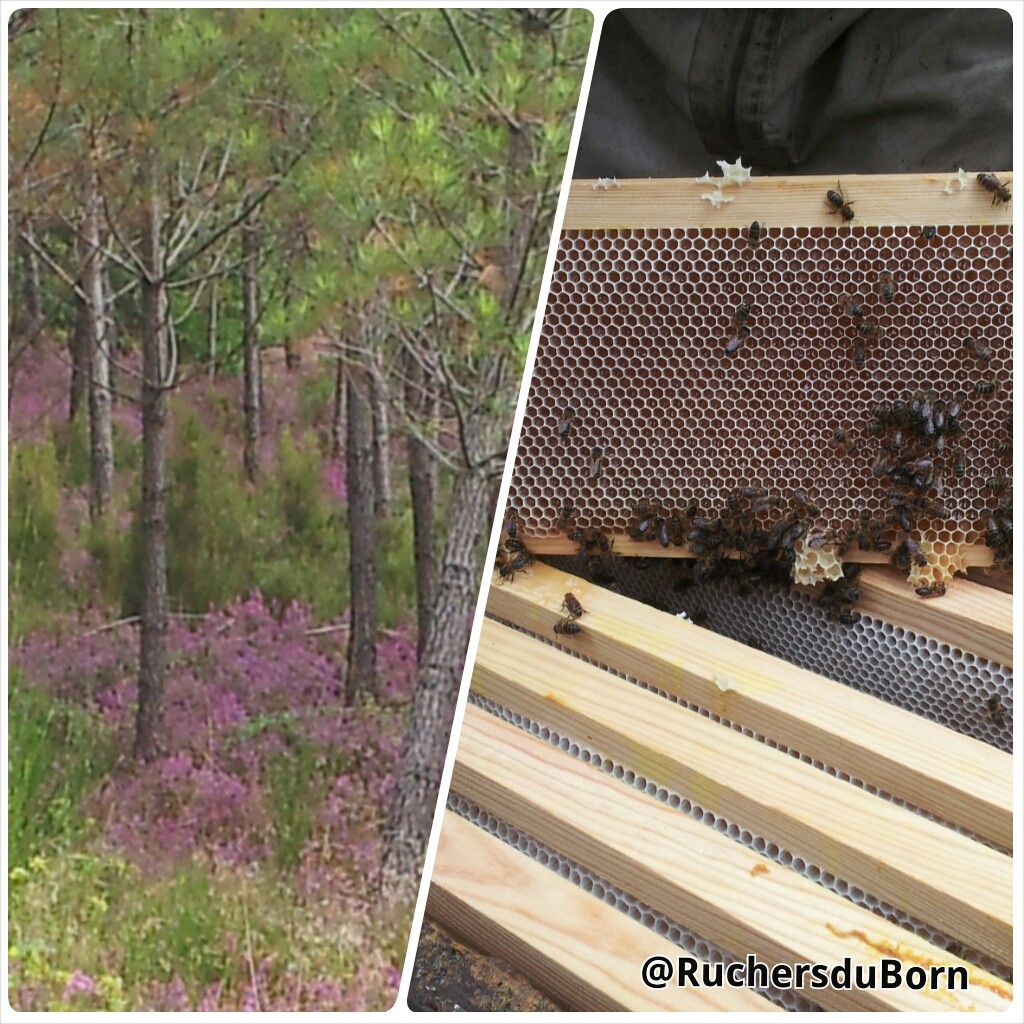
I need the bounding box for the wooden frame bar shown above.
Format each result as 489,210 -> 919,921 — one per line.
450,707 -> 1012,1011
486,562 -> 1012,849
564,173 -> 1014,230
428,811 -> 781,1012
472,618 -> 1012,963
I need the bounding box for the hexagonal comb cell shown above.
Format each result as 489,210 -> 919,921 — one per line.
511,224 -> 1012,575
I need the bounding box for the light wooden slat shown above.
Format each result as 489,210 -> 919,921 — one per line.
452,707 -> 1012,1012
428,811 -> 780,1013
856,566 -> 1012,668
486,561 -> 1012,849
472,618 -> 1012,964
564,173 -> 1014,230
522,533 -> 996,567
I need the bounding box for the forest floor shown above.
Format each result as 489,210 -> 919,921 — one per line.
7,340 -> 414,1011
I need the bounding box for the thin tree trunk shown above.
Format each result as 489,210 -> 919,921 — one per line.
83,162 -> 114,517
241,215 -> 262,482
208,277 -> 219,380
134,176 -> 170,763
22,218 -> 43,331
345,361 -> 377,702
102,258 -> 118,405
331,354 -> 345,460
379,466 -> 490,906
404,346 -> 437,661
370,351 -> 391,517
69,291 -> 89,422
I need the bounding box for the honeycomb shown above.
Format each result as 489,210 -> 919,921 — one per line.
791,540 -> 844,586
906,535 -> 969,588
511,224 -> 1012,558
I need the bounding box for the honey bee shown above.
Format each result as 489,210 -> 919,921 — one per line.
828,426 -> 853,456
556,404 -> 578,439
878,268 -> 895,302
668,513 -> 684,546
985,475 -> 1010,494
497,550 -> 534,583
915,582 -> 947,598
974,378 -> 997,396
852,337 -> 867,369
855,318 -> 884,339
561,593 -> 585,618
553,616 -> 583,636
725,325 -> 750,355
556,498 -> 577,531
503,507 -> 521,540
838,610 -> 861,626
962,335 -> 992,364
732,301 -> 752,329
987,694 -> 1008,728
994,441 -> 1012,459
589,446 -> 605,478
918,225 -> 938,241
977,172 -> 1011,206
746,221 -> 765,248
825,181 -> 855,221
838,293 -> 865,319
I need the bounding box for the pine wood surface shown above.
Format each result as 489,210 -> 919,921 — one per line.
448,706 -> 1013,1012
485,561 -> 1012,849
564,173 -> 1014,230
522,533 -> 997,568
427,810 -> 780,1013
471,618 -> 1011,964
855,566 -> 1012,668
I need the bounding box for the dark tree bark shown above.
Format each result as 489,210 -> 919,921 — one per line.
82,162 -> 114,517
370,352 -> 391,517
241,215 -> 262,482
379,466 -> 490,905
134,179 -> 170,763
330,354 -> 346,460
404,345 -> 437,662
345,361 -> 378,702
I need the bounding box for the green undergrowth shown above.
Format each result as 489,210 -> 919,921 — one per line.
8,847 -> 405,1011
9,396 -> 419,629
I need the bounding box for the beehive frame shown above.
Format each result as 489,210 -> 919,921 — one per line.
423,175 -> 1014,1011
512,174 -> 1012,587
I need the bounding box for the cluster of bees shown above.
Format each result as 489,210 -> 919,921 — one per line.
495,510 -> 536,583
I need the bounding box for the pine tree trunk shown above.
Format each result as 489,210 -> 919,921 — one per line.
83,162 -> 114,518
241,216 -> 262,482
370,352 -> 391,517
69,293 -> 90,423
134,181 -> 170,764
379,466 -> 490,906
345,361 -> 378,702
22,219 -> 43,332
404,346 -> 437,661
331,354 -> 345,460
208,278 -> 219,380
